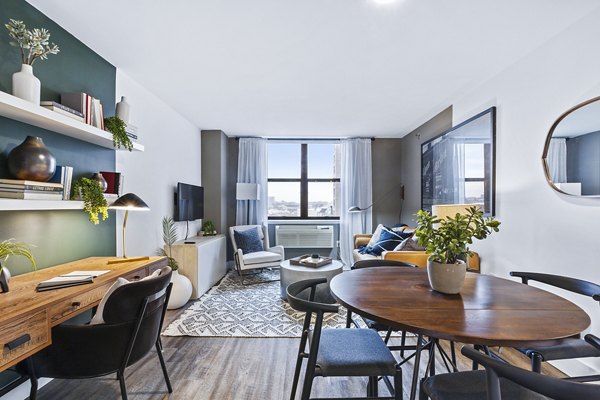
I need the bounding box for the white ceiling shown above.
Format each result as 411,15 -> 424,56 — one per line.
27,0 -> 600,138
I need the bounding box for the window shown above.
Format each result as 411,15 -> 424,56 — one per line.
268,142 -> 341,219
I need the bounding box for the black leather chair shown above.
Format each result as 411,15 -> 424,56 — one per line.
510,271 -> 600,381
422,338 -> 600,400
287,278 -> 402,400
23,266 -> 173,400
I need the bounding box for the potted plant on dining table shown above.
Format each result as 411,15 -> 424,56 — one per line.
415,206 -> 500,294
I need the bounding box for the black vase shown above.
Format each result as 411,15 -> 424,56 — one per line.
0,265 -> 9,293
8,136 -> 56,182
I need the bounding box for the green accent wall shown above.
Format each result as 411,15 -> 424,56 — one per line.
0,0 -> 118,274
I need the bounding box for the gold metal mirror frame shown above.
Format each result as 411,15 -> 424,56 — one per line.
542,95 -> 600,197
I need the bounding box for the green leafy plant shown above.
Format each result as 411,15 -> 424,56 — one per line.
0,238 -> 36,272
202,220 -> 216,236
72,177 -> 108,225
415,206 -> 500,264
104,116 -> 133,151
5,19 -> 59,65
158,216 -> 179,270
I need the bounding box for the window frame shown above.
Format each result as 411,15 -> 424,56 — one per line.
268,142 -> 340,220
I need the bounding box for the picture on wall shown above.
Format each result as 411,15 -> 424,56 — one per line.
421,107 -> 496,215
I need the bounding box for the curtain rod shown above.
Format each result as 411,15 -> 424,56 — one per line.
234,137 -> 375,141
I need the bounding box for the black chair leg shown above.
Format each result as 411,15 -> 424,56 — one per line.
400,331 -> 407,358
118,370 -> 128,400
531,353 -> 543,373
394,367 -> 403,400
155,341 -> 173,393
346,309 -> 353,328
26,358 -> 38,400
300,373 -> 315,400
368,376 -> 379,397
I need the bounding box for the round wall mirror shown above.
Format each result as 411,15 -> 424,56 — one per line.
543,96 -> 600,196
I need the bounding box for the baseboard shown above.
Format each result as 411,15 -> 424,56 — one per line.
0,378 -> 52,400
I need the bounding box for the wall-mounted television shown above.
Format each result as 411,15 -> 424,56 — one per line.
421,107 -> 496,216
174,182 -> 204,221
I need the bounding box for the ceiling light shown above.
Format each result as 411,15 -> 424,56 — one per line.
373,0 -> 397,4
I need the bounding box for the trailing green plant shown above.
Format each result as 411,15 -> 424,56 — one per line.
104,116 -> 133,151
72,177 -> 108,225
415,206 -> 500,264
157,216 -> 179,270
202,220 -> 216,236
0,238 -> 36,272
5,19 -> 59,65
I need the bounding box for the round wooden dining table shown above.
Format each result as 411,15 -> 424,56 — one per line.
330,267 -> 591,400
330,267 -> 590,347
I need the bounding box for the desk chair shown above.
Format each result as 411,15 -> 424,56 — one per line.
23,266 -> 173,400
510,271 -> 600,381
287,278 -> 402,400
422,339 -> 600,400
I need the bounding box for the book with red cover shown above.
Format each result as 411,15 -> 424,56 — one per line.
100,172 -> 122,195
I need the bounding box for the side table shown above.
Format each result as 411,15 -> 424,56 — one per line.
280,259 -> 343,303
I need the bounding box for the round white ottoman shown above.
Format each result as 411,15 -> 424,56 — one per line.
280,259 -> 343,303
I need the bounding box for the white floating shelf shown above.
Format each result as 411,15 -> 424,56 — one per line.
0,91 -> 144,151
0,199 -> 84,211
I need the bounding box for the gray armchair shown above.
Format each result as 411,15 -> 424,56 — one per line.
229,224 -> 284,279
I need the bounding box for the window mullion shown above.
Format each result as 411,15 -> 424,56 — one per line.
300,144 -> 308,218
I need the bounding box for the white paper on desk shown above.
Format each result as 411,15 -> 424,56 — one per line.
60,270 -> 110,278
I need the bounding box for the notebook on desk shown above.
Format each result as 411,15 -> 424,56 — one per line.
36,270 -> 110,291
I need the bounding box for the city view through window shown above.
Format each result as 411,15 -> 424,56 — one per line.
267,143 -> 341,218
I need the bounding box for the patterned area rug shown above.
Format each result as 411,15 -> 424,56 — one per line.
162,269 -> 360,338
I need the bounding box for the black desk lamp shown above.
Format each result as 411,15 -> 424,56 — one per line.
108,193 -> 150,264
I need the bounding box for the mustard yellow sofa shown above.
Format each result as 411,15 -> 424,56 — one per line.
352,226 -> 480,272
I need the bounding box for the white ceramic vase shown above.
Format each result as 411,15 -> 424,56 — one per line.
426,259 -> 467,294
115,96 -> 130,124
12,64 -> 41,105
167,270 -> 192,309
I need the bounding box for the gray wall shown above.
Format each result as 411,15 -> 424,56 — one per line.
201,130 -> 230,235
566,131 -> 600,195
399,107 -> 453,225
371,138 -> 403,230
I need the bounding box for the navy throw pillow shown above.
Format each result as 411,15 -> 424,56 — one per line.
369,227 -> 412,256
234,228 -> 264,254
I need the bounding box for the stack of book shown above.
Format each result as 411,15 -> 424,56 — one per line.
60,92 -> 104,129
48,166 -> 74,200
40,101 -> 84,123
0,179 -> 63,200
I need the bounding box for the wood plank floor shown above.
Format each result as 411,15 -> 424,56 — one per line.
37,303 -> 565,400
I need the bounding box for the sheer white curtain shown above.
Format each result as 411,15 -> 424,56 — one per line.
340,138 -> 372,268
453,141 -> 465,203
236,138 -> 268,225
547,138 -> 567,183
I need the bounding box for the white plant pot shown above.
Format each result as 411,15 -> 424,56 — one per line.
12,64 -> 41,105
167,270 -> 192,309
115,96 -> 130,124
427,259 -> 467,294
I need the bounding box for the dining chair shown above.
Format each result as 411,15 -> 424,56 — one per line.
287,278 -> 403,400
421,339 -> 600,400
22,266 -> 173,400
510,271 -> 600,381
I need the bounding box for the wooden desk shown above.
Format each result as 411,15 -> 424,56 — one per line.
0,256 -> 167,372
331,267 -> 590,347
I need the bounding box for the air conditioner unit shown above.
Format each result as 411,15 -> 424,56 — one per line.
275,225 -> 334,248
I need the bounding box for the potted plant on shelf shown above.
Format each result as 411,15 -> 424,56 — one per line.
104,116 -> 133,151
202,220 -> 217,236
415,206 -> 500,294
72,177 -> 108,225
158,216 -> 192,309
0,239 -> 36,293
5,19 -> 60,104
